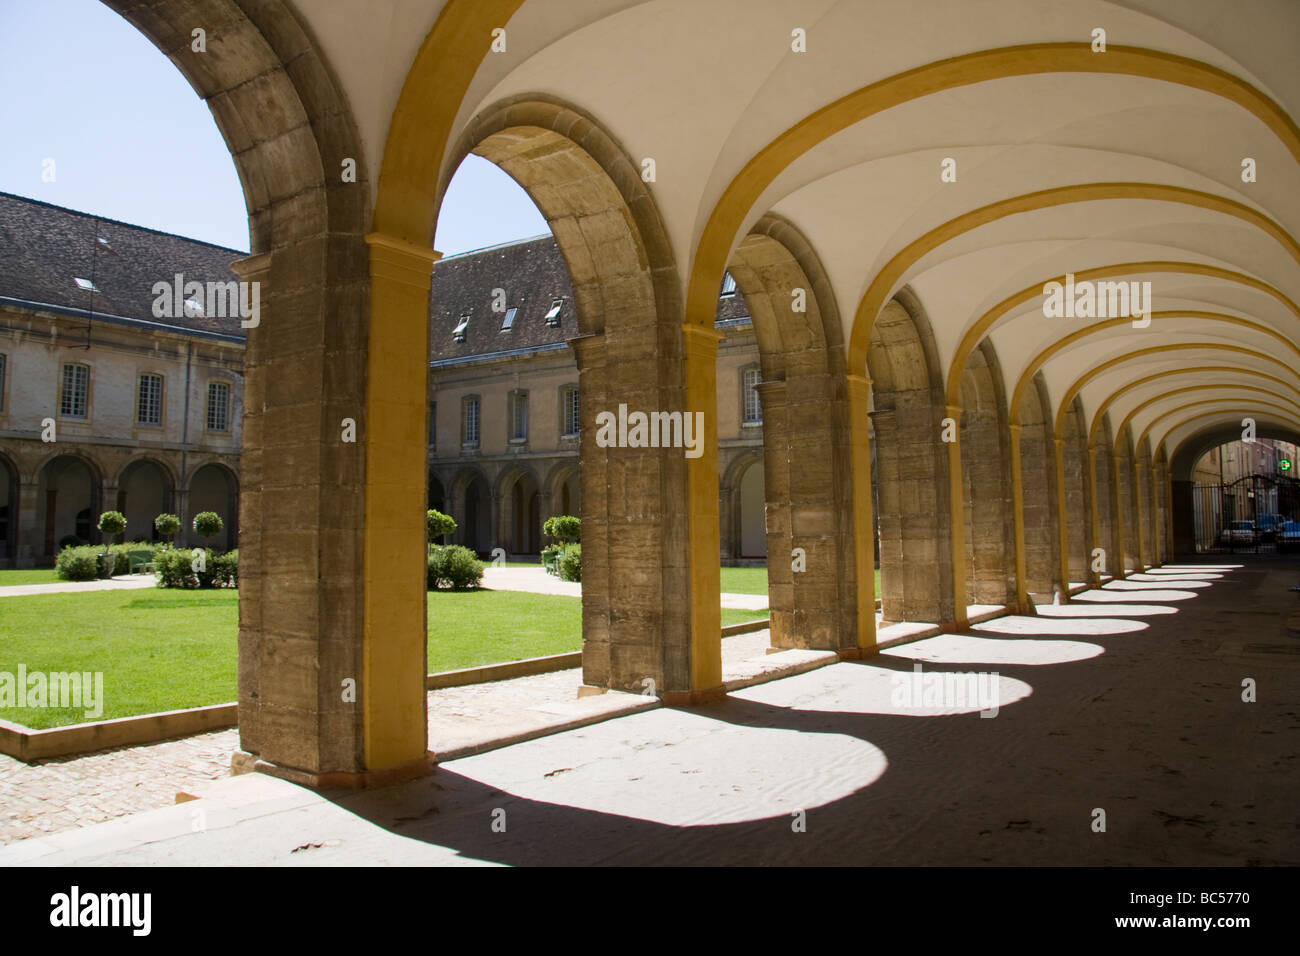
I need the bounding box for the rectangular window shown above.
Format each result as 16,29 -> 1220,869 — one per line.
60,363 -> 89,418
206,381 -> 230,432
0,354 -> 6,412
462,396 -> 480,446
721,271 -> 737,296
743,366 -> 762,424
544,298 -> 563,326
510,392 -> 528,442
428,401 -> 437,446
501,307 -> 518,331
562,386 -> 579,437
453,313 -> 470,342
137,373 -> 163,425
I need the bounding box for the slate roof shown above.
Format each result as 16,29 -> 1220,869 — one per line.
430,235 -> 749,363
0,191 -> 247,339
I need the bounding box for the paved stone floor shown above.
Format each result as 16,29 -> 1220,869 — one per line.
4,556 -> 1297,865
0,631 -> 776,844
482,565 -> 769,609
0,573 -> 156,598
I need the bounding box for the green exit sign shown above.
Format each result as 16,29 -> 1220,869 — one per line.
1281,458 -> 1292,471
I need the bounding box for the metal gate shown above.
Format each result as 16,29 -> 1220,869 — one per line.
1191,474 -> 1300,553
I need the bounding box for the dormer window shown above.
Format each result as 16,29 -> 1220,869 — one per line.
544,298 -> 563,326
501,307 -> 518,331
74,277 -> 99,292
453,312 -> 470,342
721,272 -> 737,296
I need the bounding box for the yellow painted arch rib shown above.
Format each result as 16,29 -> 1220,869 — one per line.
1054,343 -> 1299,437
952,263 -> 1300,411
1111,384 -> 1300,449
1141,399 -> 1300,452
1089,369 -> 1300,445
689,42 -> 1300,334
1011,311 -> 1300,425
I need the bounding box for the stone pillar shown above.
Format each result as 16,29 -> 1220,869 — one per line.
682,325 -> 723,700
845,374 -> 876,650
1171,479 -> 1195,554
874,397 -> 955,624
756,379 -> 793,645
1133,457 -> 1148,569
16,480 -> 40,568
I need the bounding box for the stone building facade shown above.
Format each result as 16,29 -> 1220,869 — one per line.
0,197 -> 767,567
427,236 -> 768,563
0,193 -> 243,564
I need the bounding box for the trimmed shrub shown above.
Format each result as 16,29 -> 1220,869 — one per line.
213,549 -> 238,588
154,547 -> 236,588
55,545 -> 105,582
154,513 -> 181,543
427,544 -> 484,590
557,543 -> 581,583
193,511 -> 224,542
543,515 -> 580,544
427,509 -> 457,543
98,511 -> 126,544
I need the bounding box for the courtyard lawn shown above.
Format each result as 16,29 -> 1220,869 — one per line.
0,588 -> 769,728
0,568 -> 61,586
718,566 -> 881,596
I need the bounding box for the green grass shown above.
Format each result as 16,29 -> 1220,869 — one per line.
0,568 -> 61,586
0,588 -> 769,728
718,566 -> 881,595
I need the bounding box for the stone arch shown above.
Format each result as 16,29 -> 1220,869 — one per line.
450,467 -> 492,556
866,290 -> 954,624
723,215 -> 868,650
544,461 -> 581,520
957,339 -> 1015,607
720,448 -> 765,565
0,449 -> 18,565
496,463 -> 542,557
1111,423 -> 1140,574
428,94 -> 704,696
116,456 -> 178,543
36,453 -> 104,561
100,0 -> 383,781
1018,372 -> 1062,600
187,461 -> 240,551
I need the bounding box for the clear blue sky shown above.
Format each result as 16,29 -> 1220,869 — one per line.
0,0 -> 547,254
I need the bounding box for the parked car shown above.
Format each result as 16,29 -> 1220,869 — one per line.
1279,521 -> 1300,552
1218,520 -> 1258,546
1258,513 -> 1286,542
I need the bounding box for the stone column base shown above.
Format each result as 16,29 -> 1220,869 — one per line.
661,685 -> 727,707
231,750 -> 434,790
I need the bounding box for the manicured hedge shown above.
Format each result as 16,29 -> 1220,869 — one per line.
557,543 -> 581,583
154,548 -> 237,589
427,544 -> 484,590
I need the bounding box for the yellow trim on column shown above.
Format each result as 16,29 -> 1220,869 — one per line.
1133,456 -> 1147,570
688,43 -> 1300,343
1008,423 -> 1031,611
945,405 -> 969,628
363,233 -> 441,772
374,0 -> 526,243
682,324 -> 723,695
846,374 -> 876,649
1053,437 -> 1070,593
1086,445 -> 1103,586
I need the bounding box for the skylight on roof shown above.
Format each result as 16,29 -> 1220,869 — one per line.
453,313 -> 470,341
721,271 -> 737,295
501,307 -> 518,331
74,277 -> 99,292
96,236 -> 111,248
544,298 -> 563,326
183,297 -> 205,317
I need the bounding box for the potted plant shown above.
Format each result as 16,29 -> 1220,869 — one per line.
97,510 -> 127,578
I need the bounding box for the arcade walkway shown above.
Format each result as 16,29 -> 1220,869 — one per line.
4,557 -> 1297,866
